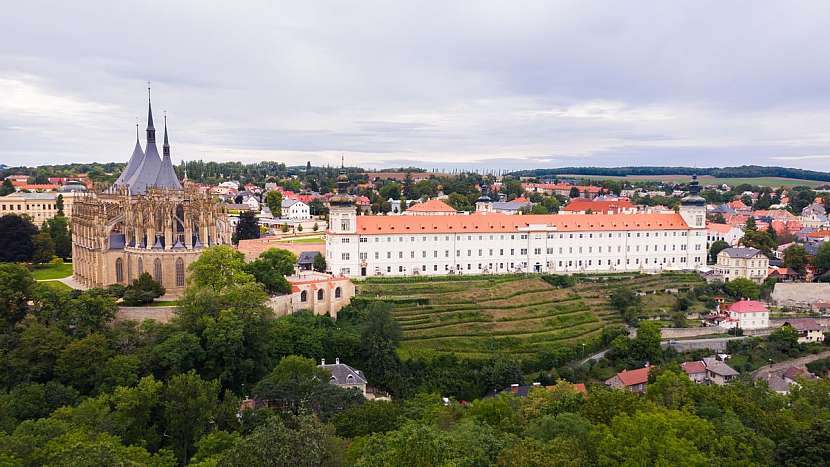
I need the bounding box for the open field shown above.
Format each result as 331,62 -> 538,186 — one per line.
31,262 -> 73,280
355,272 -> 705,359
558,174 -> 824,187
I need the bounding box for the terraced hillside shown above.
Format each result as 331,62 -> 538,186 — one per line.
356,272 -> 705,359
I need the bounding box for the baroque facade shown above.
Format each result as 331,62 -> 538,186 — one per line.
326,176 -> 708,277
72,93 -> 231,294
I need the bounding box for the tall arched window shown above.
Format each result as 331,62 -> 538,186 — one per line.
175,258 -> 185,287
137,257 -> 144,275
154,258 -> 162,283
300,290 -> 307,302
127,257 -> 132,281
115,258 -> 124,283
334,287 -> 342,299
317,289 -> 324,300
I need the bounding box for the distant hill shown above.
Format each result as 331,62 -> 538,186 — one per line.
510,165 -> 830,183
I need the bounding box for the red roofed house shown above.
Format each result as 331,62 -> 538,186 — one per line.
728,199 -> 751,214
522,183 -> 604,199
706,223 -> 743,248
680,361 -> 708,383
605,366 -> 651,393
719,299 -> 769,330
402,198 -> 458,216
561,198 -> 636,215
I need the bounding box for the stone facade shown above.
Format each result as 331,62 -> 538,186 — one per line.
267,272 -> 355,319
71,187 -> 232,294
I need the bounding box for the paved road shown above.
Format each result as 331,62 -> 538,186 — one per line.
580,349 -> 610,365
751,350 -> 830,380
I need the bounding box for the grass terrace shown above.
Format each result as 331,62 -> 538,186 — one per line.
31,262 -> 73,280
356,272 -> 706,359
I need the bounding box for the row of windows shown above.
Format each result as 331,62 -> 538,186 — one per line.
115,257 -> 186,287
356,231 -> 693,243
299,287 -> 343,302
367,256 -> 704,274
343,243 -> 700,261
0,203 -> 58,211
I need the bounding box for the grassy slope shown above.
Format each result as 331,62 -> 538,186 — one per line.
356,272 -> 705,359
31,263 -> 73,280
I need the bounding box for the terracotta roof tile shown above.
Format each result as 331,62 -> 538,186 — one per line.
406,199 -> 457,213
355,212 -> 689,234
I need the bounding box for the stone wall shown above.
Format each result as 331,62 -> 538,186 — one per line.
661,327 -> 727,339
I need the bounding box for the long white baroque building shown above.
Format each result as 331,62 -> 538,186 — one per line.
326,176 -> 708,277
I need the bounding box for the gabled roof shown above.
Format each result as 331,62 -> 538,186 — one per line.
728,300 -> 768,313
616,367 -> 650,386
320,360 -> 368,385
719,247 -> 762,259
407,198 -> 457,213
298,251 -> 319,264
703,358 -> 739,377
681,361 -> 706,375
113,135 -> 145,188
783,318 -> 822,332
707,223 -> 739,234
562,198 -> 634,213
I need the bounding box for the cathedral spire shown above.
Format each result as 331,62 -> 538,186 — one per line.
163,111 -> 170,158
146,82 -> 156,144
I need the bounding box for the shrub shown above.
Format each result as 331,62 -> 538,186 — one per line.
121,272 -> 165,306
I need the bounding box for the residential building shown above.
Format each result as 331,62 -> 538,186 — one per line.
706,223 -> 743,248
281,198 -> 311,220
719,300 -> 769,330
490,198 -> 533,215
297,251 -> 319,271
0,191 -> 80,222
715,247 -> 769,283
326,176 -> 708,277
402,198 -> 458,216
782,318 -> 825,343
560,197 -> 636,215
680,361 -> 707,383
703,357 -> 739,385
522,183 -> 604,198
605,366 -> 650,393
319,358 -> 369,397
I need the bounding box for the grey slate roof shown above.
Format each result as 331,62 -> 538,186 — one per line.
298,251 -> 319,265
282,198 -> 301,208
492,200 -> 532,211
703,358 -> 739,377
319,360 -> 368,385
116,98 -> 181,194
719,247 -> 762,259
113,136 -> 145,188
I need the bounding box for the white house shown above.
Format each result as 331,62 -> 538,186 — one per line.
719,300 -> 769,330
282,198 -> 311,220
706,223 -> 743,249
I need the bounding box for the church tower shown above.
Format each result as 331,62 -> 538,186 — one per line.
679,175 -> 706,229
328,163 -> 356,234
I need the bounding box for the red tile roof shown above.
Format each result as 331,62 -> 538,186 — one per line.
727,300 -> 768,313
616,367 -> 651,386
406,199 -> 457,213
355,212 -> 689,234
562,198 -> 634,213
707,223 -> 737,234
681,361 -> 706,375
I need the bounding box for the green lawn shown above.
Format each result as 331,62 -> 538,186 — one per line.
284,236 -> 324,244
36,280 -> 73,293
356,272 -> 706,359
147,300 -> 179,307
31,263 -> 73,280
558,174 -> 824,188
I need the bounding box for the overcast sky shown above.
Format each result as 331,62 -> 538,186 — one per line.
3,1 -> 830,171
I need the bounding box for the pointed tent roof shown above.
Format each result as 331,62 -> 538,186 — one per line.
154,114 -> 182,189
113,125 -> 145,189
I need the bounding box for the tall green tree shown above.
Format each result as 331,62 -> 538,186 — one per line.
46,215 -> 71,259
0,178 -> 15,196
708,240 -> 729,263
244,248 -> 296,294
265,190 -> 283,217
187,245 -> 254,293
0,263 -> 35,326
0,214 -> 38,262
31,231 -> 55,264
162,371 -> 221,463
783,244 -> 808,274
359,303 -> 402,394
232,211 -> 260,244
313,253 -> 327,272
